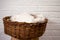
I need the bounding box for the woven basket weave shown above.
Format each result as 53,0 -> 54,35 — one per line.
3,16 -> 48,39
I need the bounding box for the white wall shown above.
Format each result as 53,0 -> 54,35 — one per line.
0,0 -> 60,40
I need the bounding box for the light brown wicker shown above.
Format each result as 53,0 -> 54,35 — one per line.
3,16 -> 48,39
11,37 -> 39,40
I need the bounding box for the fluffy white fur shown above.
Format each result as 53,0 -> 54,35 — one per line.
10,13 -> 45,23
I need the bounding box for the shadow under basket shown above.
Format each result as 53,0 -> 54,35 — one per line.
3,16 -> 48,39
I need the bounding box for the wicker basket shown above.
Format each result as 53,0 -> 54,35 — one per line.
3,16 -> 48,39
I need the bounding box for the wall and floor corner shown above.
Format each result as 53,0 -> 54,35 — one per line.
0,0 -> 60,40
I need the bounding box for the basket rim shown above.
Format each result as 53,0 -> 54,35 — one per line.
3,16 -> 48,24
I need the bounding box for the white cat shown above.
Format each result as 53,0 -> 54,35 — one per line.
10,13 -> 46,23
